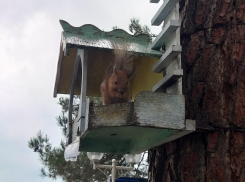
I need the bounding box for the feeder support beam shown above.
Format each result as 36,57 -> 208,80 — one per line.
68,49 -> 88,144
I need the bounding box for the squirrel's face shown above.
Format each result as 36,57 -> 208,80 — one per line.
111,69 -> 129,96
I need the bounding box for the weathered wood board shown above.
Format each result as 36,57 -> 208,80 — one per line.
152,69 -> 183,92
59,20 -> 162,58
152,45 -> 182,73
75,91 -> 195,154
85,92 -> 185,130
151,20 -> 180,50
133,91 -> 185,129
151,0 -> 179,26
150,0 -> 183,95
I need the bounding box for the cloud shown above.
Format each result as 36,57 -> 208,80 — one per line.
0,9 -> 63,182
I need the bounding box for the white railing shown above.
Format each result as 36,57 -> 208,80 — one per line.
150,0 -> 183,94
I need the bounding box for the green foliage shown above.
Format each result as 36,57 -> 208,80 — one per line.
129,18 -> 150,35
112,26 -> 119,30
128,18 -> 156,42
28,96 -> 148,181
112,18 -> 155,42
29,130 -> 107,182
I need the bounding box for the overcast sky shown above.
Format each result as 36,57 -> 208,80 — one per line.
0,1 -> 161,181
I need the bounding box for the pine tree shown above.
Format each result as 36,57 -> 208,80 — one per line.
29,97 -> 148,182
148,0 -> 245,181
113,18 -> 155,42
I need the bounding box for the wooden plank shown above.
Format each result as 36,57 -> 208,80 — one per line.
163,6 -> 177,28
150,0 -> 160,3
152,45 -> 182,73
130,120 -> 196,153
60,20 -> 162,58
77,91 -> 189,153
78,119 -> 196,154
78,127 -> 175,154
67,49 -> 84,144
151,20 -> 179,50
78,49 -> 88,136
80,135 -> 131,154
185,119 -> 196,131
134,91 -> 185,130
152,69 -> 183,92
131,130 -> 192,153
83,97 -> 93,138
85,92 -> 185,130
72,117 -> 79,142
88,102 -> 134,129
53,41 -> 64,97
164,5 -> 182,94
151,0 -> 178,26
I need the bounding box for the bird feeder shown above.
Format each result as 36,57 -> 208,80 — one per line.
54,19 -> 195,154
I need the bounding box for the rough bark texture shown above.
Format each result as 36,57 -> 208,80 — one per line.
148,0 -> 245,182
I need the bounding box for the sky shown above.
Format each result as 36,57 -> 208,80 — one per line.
0,1 -> 161,182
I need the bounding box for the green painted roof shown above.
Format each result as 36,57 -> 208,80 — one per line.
60,20 -> 162,58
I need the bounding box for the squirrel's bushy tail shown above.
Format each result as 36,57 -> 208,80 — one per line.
108,41 -> 135,78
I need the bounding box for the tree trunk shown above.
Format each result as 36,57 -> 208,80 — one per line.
148,0 -> 245,181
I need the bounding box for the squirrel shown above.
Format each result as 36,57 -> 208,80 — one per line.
100,42 -> 135,105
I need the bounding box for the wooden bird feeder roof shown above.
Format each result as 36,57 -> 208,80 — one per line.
54,20 -> 163,98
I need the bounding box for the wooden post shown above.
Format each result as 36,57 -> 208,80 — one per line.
151,0 -> 182,95
78,49 -> 88,135
67,49 -> 87,144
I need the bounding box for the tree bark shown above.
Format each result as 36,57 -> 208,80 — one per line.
148,0 -> 245,181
